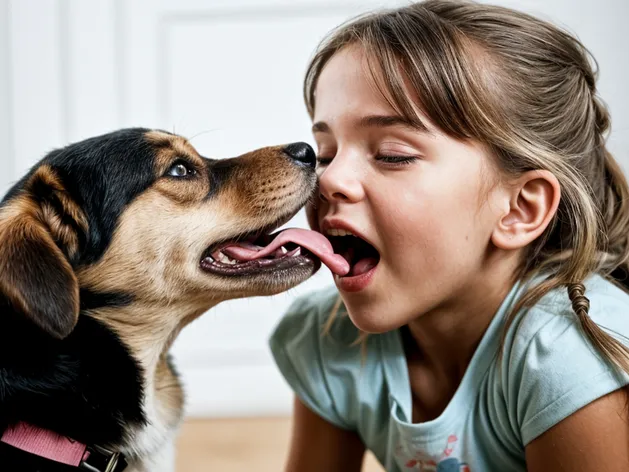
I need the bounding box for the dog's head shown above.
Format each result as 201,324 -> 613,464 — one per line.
0,128 -> 321,340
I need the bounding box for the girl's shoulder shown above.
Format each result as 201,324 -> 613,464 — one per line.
499,274 -> 629,446
507,274 -> 629,345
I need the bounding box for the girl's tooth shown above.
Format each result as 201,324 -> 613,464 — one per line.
327,228 -> 355,237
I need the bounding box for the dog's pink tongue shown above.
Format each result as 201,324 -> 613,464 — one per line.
222,228 -> 350,276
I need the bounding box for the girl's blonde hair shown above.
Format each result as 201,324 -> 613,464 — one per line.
307,0 -> 629,370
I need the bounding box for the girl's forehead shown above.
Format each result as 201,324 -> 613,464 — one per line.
313,46 -> 435,133
315,48 -> 392,113
314,47 -> 372,99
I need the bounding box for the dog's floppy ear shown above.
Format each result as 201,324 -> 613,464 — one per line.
0,165 -> 87,339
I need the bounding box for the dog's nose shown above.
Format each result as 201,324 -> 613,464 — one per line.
283,142 -> 316,168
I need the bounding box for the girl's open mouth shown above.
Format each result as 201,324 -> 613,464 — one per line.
327,232 -> 381,278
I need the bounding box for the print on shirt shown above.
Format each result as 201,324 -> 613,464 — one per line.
396,435 -> 471,471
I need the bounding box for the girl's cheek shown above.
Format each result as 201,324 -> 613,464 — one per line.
306,203 -> 320,231
306,185 -> 321,232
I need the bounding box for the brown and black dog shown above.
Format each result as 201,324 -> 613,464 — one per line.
0,128 -> 329,471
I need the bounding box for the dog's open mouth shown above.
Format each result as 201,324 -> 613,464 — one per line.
200,228 -> 349,277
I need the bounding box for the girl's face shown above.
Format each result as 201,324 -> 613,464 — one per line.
311,46 -> 509,333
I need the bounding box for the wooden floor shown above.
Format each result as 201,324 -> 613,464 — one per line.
176,417 -> 384,472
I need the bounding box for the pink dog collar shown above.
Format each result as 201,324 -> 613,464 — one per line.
1,422 -> 126,471
1,422 -> 88,466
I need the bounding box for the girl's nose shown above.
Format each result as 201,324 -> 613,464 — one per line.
317,156 -> 364,204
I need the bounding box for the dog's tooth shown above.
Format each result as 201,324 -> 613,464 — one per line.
293,248 -> 301,257
227,256 -> 238,265
281,246 -> 288,254
218,252 -> 230,264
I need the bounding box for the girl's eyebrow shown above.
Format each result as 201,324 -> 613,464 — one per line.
312,114 -> 430,134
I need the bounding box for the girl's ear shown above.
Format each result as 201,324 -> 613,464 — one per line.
491,170 -> 561,250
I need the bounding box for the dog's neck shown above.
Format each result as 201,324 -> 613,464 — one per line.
0,310 -> 145,449
0,296 -> 219,459
85,300 -> 218,459
87,300 -> 216,373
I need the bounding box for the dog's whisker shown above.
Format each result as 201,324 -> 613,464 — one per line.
187,128 -> 220,143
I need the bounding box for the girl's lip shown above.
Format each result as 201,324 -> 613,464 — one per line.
335,262 -> 378,292
320,218 -> 378,250
321,218 -> 381,291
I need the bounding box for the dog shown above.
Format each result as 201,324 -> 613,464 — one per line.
0,128 -> 344,471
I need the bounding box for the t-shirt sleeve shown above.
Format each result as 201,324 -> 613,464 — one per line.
269,289 -> 354,430
508,283 -> 629,446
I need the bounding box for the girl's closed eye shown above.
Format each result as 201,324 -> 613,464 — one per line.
316,142 -> 422,167
375,154 -> 418,166
317,153 -> 419,167
316,155 -> 334,167
376,142 -> 423,166
315,143 -> 335,167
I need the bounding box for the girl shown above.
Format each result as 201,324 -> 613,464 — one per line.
269,1 -> 629,470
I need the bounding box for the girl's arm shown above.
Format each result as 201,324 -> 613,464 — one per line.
285,396 -> 366,472
525,388 -> 629,471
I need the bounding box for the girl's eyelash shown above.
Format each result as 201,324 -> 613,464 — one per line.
316,155 -> 419,167
375,154 -> 419,165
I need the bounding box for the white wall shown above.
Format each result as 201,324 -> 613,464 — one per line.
0,0 -> 13,194
1,0 -> 628,419
494,0 -> 629,170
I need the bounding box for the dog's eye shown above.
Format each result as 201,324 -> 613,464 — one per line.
167,161 -> 196,178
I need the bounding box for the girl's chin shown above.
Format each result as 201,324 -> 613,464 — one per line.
344,303 -> 404,335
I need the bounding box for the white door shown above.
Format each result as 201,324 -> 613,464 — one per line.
2,0 -> 628,418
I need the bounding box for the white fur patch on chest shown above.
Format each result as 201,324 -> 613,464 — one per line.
123,389 -> 177,457
120,353 -> 184,463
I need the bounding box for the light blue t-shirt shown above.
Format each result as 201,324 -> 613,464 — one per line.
269,274 -> 629,471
